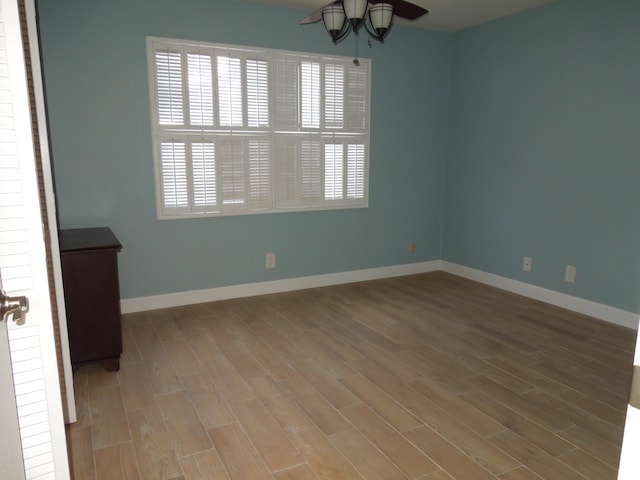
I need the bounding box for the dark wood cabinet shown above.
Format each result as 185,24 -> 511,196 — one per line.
59,227 -> 123,371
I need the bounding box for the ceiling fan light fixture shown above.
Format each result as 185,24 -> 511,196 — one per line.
322,4 -> 347,42
368,3 -> 393,38
342,0 -> 368,31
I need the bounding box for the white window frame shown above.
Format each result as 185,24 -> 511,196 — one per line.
146,37 -> 371,220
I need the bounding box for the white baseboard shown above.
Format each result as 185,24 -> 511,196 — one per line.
120,259 -> 639,330
441,261 -> 639,330
120,260 -> 442,314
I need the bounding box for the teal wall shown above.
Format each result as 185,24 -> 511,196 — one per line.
443,0 -> 640,312
37,0 -> 450,299
38,0 -> 640,314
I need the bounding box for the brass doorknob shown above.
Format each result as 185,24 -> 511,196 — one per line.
0,288 -> 29,325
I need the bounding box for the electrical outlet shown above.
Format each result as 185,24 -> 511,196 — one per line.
410,240 -> 416,254
523,256 -> 532,272
266,253 -> 276,269
565,265 -> 576,283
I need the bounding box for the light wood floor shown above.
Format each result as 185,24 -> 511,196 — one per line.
66,272 -> 637,479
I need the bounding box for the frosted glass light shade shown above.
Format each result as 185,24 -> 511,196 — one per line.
343,0 -> 368,29
369,3 -> 393,35
322,5 -> 346,35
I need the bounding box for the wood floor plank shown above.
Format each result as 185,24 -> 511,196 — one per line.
182,326 -> 222,359
338,372 -> 423,432
279,375 -> 352,435
329,428 -> 410,480
89,385 -> 131,449
118,362 -> 157,413
230,398 -> 303,472
458,389 -> 573,457
339,403 -> 439,479
67,426 -> 96,480
407,379 -> 505,437
489,430 -> 586,480
141,346 -> 184,395
179,449 -> 231,480
200,354 -> 256,404
181,373 -> 236,429
557,424 -> 621,467
156,390 -> 212,457
274,462 -> 319,480
261,393 -> 316,433
403,426 -> 497,480
292,427 -> 365,480
406,400 -> 519,475
498,466 -> 544,480
557,447 -> 618,480
71,366 -> 91,430
128,407 -> 183,480
208,422 -> 275,480
246,341 -> 298,381
464,375 -> 573,432
293,359 -> 361,408
162,337 -> 207,376
94,442 -> 141,479
348,356 -> 425,406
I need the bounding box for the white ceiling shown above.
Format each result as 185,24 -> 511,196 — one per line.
252,0 -> 557,32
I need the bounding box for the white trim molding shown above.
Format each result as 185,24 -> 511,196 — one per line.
121,259 -> 639,330
441,261 -> 639,330
121,261 -> 441,314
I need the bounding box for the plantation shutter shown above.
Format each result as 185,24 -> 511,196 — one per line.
154,50 -> 184,126
300,61 -> 320,128
246,58 -> 269,128
219,137 -> 245,208
248,139 -> 271,209
159,139 -> 189,213
345,62 -> 368,131
324,63 -> 344,129
217,54 -> 243,127
301,140 -> 321,204
191,140 -> 216,210
148,38 -> 370,218
274,56 -> 298,130
186,52 -> 214,126
347,143 -> 365,199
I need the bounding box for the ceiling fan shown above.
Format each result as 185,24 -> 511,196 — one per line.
299,0 -> 429,44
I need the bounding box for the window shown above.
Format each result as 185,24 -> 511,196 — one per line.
147,37 -> 370,219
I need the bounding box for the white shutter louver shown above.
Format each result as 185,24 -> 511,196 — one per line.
324,63 -> 344,129
274,56 -> 298,130
301,140 -> 321,202
347,143 -> 365,199
324,143 -> 343,200
246,59 -> 269,128
191,141 -> 216,209
160,141 -> 188,210
248,139 -> 271,208
217,55 -> 243,127
219,138 -> 245,206
346,63 -> 367,130
187,53 -> 214,126
301,61 -> 320,128
274,137 -> 298,207
155,51 -> 184,125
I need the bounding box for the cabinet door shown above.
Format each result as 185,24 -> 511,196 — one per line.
62,250 -> 122,365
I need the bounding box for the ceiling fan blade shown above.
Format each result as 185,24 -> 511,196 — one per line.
299,0 -> 341,25
371,0 -> 429,21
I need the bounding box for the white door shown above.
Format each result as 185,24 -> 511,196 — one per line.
0,0 -> 70,478
0,309 -> 24,479
618,321 -> 640,478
